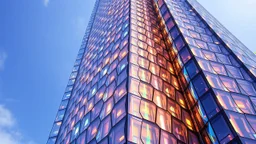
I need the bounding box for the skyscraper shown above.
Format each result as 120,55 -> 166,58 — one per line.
47,0 -> 256,143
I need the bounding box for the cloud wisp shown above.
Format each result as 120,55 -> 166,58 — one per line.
0,105 -> 36,144
43,0 -> 50,7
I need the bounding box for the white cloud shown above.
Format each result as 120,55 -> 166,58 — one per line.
0,105 -> 37,144
43,0 -> 50,7
0,105 -> 15,128
0,51 -> 7,71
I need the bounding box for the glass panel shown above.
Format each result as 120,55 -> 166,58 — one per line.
71,122 -> 81,141
91,101 -> 103,121
82,112 -> 90,131
128,116 -> 142,143
129,64 -> 139,79
206,123 -> 218,144
210,62 -> 227,76
96,116 -> 111,142
211,115 -> 233,142
176,91 -> 187,109
153,90 -> 167,109
188,131 -> 200,144
156,108 -> 172,133
128,94 -> 141,118
201,93 -> 219,118
163,82 -> 175,100
167,99 -> 181,119
140,100 -> 156,122
186,60 -> 199,79
112,98 -> 126,125
225,65 -> 243,79
237,79 -> 256,96
141,121 -> 160,144
55,110 -> 65,122
139,82 -> 153,100
114,80 -> 127,103
110,119 -> 126,144
100,97 -> 114,120
87,119 -> 100,143
138,68 -> 151,83
151,75 -> 163,91
179,47 -> 192,64
129,78 -> 140,96
173,118 -> 187,143
149,62 -> 160,76
50,122 -> 62,137
160,130 -> 177,144
197,58 -> 214,73
192,75 -> 208,96
219,76 -> 240,93
182,110 -> 193,130
231,93 -> 255,114
205,73 -> 225,91
246,115 -> 256,132
215,90 -> 240,112
226,111 -> 256,139
160,68 -> 171,82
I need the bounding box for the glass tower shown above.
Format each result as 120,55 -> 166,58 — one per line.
47,0 -> 256,143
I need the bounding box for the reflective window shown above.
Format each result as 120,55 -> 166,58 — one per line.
141,121 -> 160,144
227,111 -> 256,140
140,100 -> 156,122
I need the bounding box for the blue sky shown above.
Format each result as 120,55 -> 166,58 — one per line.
0,0 -> 255,144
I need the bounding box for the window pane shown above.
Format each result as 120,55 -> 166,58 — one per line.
128,116 -> 142,143
141,121 -> 160,144
140,100 -> 156,122
211,115 -> 233,142
156,108 -> 171,132
227,111 -> 256,140
231,93 -> 255,114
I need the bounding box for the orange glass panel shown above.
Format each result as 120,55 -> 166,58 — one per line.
138,57 -> 149,69
139,82 -> 153,100
168,99 -> 181,119
140,100 -> 156,122
151,75 -> 163,91
138,68 -> 151,83
156,108 -> 172,132
149,62 -> 160,76
160,68 -> 171,82
153,90 -> 167,109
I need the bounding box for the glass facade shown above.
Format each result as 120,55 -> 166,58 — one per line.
47,0 -> 256,143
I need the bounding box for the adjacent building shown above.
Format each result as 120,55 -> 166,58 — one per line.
47,0 -> 256,143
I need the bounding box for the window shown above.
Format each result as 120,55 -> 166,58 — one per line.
227,111 -> 256,139
232,93 -> 255,114
201,93 -> 219,118
192,75 -> 208,97
211,115 -> 233,142
160,130 -> 177,144
141,121 -> 160,144
110,119 -> 126,144
156,108 -> 172,132
153,90 -> 167,109
128,116 -> 142,143
112,98 -> 126,125
186,60 -> 199,79
173,118 -> 187,143
140,100 -> 156,122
